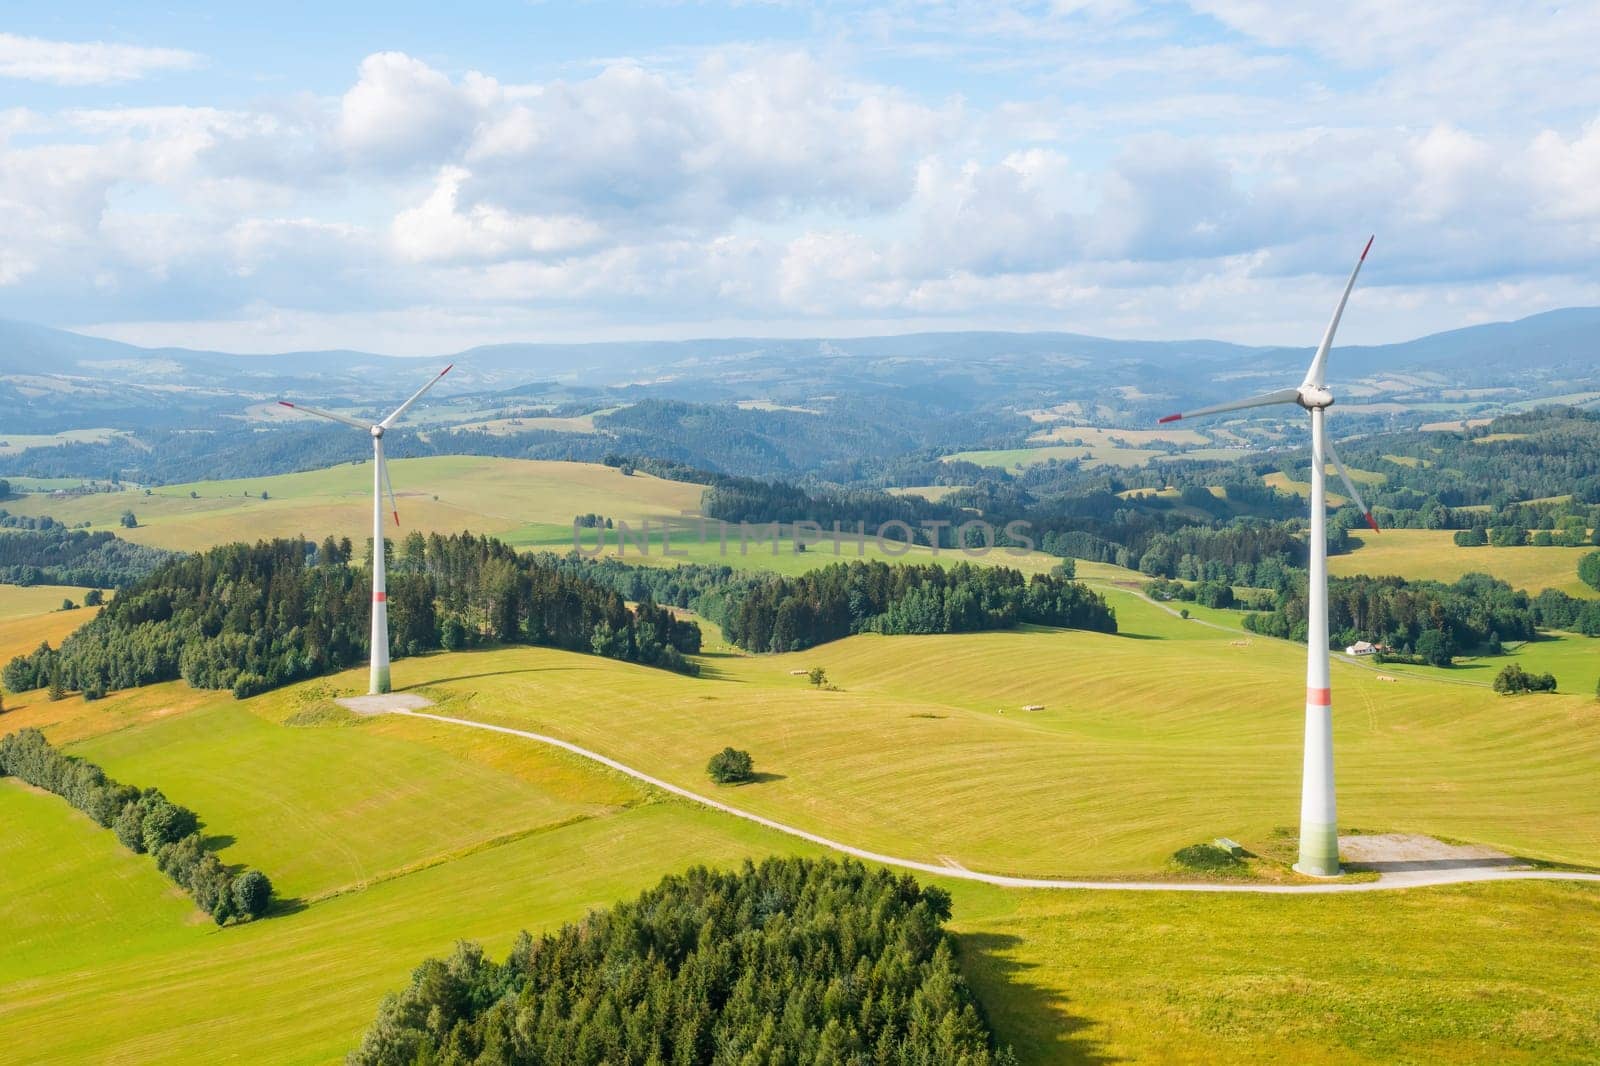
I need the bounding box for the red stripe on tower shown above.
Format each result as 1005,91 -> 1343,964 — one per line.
1307,687 -> 1331,706
373,591 -> 387,603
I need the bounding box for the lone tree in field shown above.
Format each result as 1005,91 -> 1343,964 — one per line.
706,746 -> 754,784
1493,663 -> 1557,694
807,666 -> 827,688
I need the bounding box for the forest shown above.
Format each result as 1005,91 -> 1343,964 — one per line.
547,555 -> 1115,653
0,523 -> 176,587
1240,572 -> 1596,657
0,729 -> 272,924
713,560 -> 1117,653
348,856 -> 1013,1066
2,533 -> 702,700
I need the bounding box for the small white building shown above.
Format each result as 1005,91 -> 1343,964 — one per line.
1346,640 -> 1378,656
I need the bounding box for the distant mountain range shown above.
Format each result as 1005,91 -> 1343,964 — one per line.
2,308 -> 1598,436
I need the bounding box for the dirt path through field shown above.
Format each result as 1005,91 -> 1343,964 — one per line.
373,705 -> 1600,895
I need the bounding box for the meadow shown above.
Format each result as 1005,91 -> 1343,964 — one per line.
945,442 -> 1250,470
1333,529 -> 1598,598
6,455 -> 1085,578
0,584 -> 102,620
0,458 -> 705,554
3,583 -> 1600,1062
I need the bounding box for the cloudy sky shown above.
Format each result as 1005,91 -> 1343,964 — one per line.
3,1 -> 1599,354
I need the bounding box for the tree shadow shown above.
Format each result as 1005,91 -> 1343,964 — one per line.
739,771 -> 787,785
955,931 -> 1120,1066
407,666 -> 581,687
691,660 -> 746,683
201,833 -> 236,852
266,895 -> 309,918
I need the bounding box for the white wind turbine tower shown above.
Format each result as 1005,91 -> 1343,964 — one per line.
1157,237 -> 1377,877
278,364 -> 453,695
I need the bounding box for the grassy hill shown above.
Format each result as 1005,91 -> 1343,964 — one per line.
2,585 -> 1599,1062
2,456 -> 1080,577
0,458 -> 704,554
1333,529 -> 1599,598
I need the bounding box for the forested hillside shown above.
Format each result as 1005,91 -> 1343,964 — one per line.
550,556 -> 1116,652
349,856 -> 1013,1066
3,534 -> 701,700
0,522 -> 176,587
1243,572 -> 1600,657
714,560 -> 1117,652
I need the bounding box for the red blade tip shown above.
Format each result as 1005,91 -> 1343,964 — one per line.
1365,512 -> 1380,532
1360,235 -> 1374,261
441,364 -> 453,375
392,511 -> 400,526
1157,413 -> 1183,424
278,400 -> 295,408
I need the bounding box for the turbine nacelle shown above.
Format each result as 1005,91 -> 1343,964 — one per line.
371,424 -> 385,438
1296,384 -> 1334,410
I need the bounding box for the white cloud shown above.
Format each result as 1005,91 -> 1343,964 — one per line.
0,32 -> 199,86
337,52 -> 485,167
4,21 -> 1600,349
391,166 -> 603,263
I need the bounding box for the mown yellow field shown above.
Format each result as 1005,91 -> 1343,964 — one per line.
0,600 -> 101,664
1,458 -> 705,553
0,584 -> 103,621
1334,529 -> 1598,597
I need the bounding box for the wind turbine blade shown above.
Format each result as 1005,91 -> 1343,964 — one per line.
277,400 -> 370,431
381,449 -> 400,527
379,364 -> 453,429
1302,235 -> 1373,389
1325,438 -> 1379,531
1157,387 -> 1300,424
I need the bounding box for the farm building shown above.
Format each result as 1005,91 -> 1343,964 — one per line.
1345,640 -> 1379,656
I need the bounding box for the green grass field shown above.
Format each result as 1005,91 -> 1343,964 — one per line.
1334,529 -> 1599,598
4,582 -> 1600,1063
509,517 -> 1074,576
1344,629 -> 1600,694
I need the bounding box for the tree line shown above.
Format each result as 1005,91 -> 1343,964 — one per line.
713,560 -> 1117,653
0,728 -> 272,924
1243,572 -> 1554,660
3,533 -> 702,701
348,856 -> 1013,1066
541,555 -> 1115,653
0,523 -> 175,588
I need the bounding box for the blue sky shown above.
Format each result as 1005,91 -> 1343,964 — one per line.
2,2 -> 1598,354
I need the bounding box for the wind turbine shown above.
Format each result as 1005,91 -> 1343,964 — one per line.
278,364 -> 453,695
1157,237 -> 1377,877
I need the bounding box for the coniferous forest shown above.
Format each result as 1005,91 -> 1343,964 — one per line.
0,523 -> 176,587
713,560 -> 1118,653
2,533 -> 703,700
1241,572 -> 1600,656
348,856 -> 1014,1066
545,556 -> 1117,652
